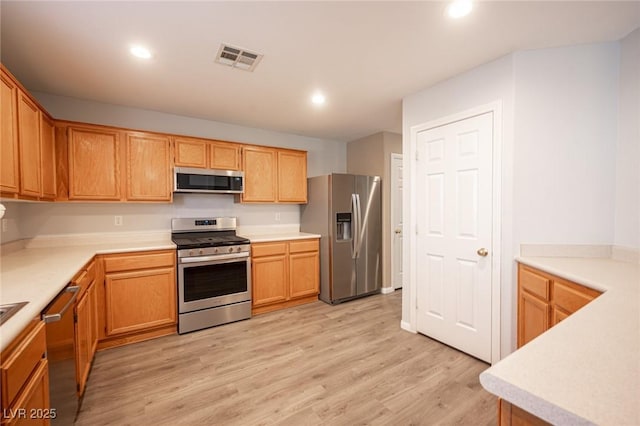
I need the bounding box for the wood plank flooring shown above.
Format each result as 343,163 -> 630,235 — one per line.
75,291 -> 497,425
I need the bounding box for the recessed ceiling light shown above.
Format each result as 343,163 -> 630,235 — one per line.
311,92 -> 326,105
130,45 -> 152,59
447,0 -> 473,19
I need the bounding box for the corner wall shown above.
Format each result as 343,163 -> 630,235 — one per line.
402,54 -> 516,358
346,131 -> 402,290
614,28 -> 640,249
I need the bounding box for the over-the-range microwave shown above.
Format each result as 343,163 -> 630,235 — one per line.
174,167 -> 244,194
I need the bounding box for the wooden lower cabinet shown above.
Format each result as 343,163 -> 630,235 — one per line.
75,281 -> 98,396
498,399 -> 549,426
252,239 -> 319,314
98,250 -> 177,349
0,320 -> 50,425
517,263 -> 601,348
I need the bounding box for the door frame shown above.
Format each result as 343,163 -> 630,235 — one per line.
390,153 -> 403,290
403,101 -> 502,364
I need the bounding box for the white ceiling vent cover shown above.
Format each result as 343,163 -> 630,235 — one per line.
215,44 -> 263,72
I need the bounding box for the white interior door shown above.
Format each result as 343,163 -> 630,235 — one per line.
415,112 -> 493,362
391,154 -> 403,290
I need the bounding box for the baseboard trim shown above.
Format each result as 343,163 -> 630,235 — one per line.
400,320 -> 416,333
381,287 -> 395,294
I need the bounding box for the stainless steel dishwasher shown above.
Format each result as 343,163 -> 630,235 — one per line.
43,285 -> 79,425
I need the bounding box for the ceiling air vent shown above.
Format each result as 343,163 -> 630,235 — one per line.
215,44 -> 263,72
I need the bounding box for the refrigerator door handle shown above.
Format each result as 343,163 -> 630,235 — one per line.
354,193 -> 362,258
351,193 -> 359,259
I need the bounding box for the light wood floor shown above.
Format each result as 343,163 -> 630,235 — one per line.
76,291 -> 496,425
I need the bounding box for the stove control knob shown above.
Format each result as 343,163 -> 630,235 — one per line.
189,250 -> 194,256
199,249 -> 204,255
228,247 -> 233,253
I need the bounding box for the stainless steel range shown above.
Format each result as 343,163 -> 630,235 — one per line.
171,217 -> 251,334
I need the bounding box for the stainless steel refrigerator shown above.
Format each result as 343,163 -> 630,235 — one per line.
301,174 -> 382,304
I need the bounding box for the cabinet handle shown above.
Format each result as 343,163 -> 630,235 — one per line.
42,286 -> 80,323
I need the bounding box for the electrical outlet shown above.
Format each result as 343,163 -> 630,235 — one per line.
114,216 -> 123,226
275,212 -> 281,222
1,219 -> 7,233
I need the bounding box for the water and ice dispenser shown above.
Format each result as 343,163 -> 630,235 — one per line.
336,212 -> 352,241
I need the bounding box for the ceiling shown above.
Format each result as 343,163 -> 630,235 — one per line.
1,1 -> 639,142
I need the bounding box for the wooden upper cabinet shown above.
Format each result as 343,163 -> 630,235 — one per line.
278,150 -> 307,203
68,126 -> 121,201
39,114 -> 56,199
174,137 -> 207,168
17,92 -> 41,197
174,137 -> 241,171
241,146 -> 308,204
242,146 -> 277,202
0,69 -> 19,194
210,141 -> 240,170
125,132 -> 171,201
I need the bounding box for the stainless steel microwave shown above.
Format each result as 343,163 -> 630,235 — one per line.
174,167 -> 244,194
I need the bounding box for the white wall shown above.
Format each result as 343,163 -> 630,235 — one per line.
2,94 -> 347,240
402,39 -> 626,357
33,92 -> 347,178
614,28 -> 640,249
513,42 -> 619,246
402,54 -> 516,358
346,131 -> 402,289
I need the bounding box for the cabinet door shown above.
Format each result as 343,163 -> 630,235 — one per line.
17,92 -> 41,197
0,70 -> 19,194
517,291 -> 550,348
105,268 -> 176,336
68,127 -> 121,200
88,281 -> 99,360
7,360 -> 50,426
39,114 -> 56,199
126,132 -> 171,201
210,142 -> 240,170
551,307 -> 570,326
289,251 -> 319,299
277,150 -> 307,203
74,292 -> 90,396
252,255 -> 288,306
174,137 -> 207,168
242,146 -> 277,202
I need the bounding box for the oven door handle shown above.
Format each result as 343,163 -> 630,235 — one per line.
179,253 -> 250,264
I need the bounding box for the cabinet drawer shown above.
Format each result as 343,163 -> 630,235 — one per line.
519,266 -> 550,301
289,239 -> 319,254
73,260 -> 95,295
104,250 -> 175,273
252,243 -> 287,257
553,280 -> 600,314
1,321 -> 46,408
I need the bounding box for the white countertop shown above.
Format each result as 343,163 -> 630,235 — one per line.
0,229 -> 322,351
0,237 -> 175,352
240,232 -> 321,243
479,256 -> 639,425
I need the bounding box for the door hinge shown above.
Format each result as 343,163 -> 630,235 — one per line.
73,313 -> 78,323
415,151 -> 419,161
77,383 -> 80,392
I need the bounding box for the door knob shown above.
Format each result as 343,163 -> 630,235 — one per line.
395,229 -> 402,234
477,248 -> 489,257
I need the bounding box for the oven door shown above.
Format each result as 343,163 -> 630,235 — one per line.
178,253 -> 251,313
